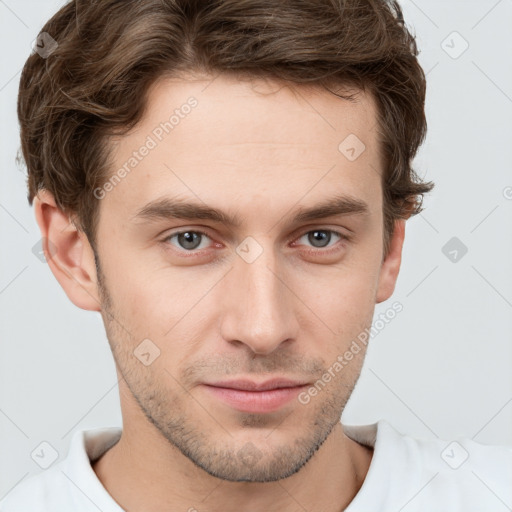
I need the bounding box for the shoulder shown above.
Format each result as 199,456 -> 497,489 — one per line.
417,433 -> 511,506
384,420 -> 512,509
0,460 -> 73,512
0,426 -> 123,512
344,419 -> 512,511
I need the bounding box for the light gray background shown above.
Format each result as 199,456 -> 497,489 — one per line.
1,0 -> 511,500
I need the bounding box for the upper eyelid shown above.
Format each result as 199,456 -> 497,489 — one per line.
292,229 -> 348,248
163,227 -> 348,249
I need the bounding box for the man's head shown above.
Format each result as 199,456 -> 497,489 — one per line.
18,0 -> 434,482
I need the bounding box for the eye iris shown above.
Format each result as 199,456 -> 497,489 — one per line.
178,232 -> 201,250
308,230 -> 331,248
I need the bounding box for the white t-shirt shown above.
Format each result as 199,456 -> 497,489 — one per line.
1,420 -> 511,511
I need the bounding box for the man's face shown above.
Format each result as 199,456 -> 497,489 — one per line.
94,74 -> 389,482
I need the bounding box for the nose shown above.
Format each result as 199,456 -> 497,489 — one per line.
219,241 -> 299,355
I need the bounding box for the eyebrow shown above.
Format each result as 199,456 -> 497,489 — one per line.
133,193 -> 370,228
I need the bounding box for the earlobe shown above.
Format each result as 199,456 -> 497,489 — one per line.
375,219 -> 406,304
33,190 -> 101,312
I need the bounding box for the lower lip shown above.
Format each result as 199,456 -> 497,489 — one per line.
202,384 -> 307,413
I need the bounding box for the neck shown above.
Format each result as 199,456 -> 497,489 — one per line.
92,420 -> 373,512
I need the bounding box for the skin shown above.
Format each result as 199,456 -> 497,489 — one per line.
33,73 -> 406,512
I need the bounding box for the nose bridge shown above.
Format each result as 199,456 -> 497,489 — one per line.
220,238 -> 297,354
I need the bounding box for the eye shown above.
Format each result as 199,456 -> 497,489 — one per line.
161,228 -> 349,257
294,229 -> 348,251
164,230 -> 212,251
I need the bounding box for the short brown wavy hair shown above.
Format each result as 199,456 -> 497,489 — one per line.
18,0 -> 434,258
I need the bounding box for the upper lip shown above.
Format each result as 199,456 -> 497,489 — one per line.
204,378 -> 309,391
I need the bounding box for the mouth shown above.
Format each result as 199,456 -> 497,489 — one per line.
201,378 -> 310,414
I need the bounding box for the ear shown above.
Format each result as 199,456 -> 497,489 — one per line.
33,190 -> 101,312
375,219 -> 406,304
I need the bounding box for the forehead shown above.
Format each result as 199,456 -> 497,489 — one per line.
102,73 -> 383,221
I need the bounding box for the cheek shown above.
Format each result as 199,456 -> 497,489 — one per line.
98,243 -> 164,330
103,253 -> 218,348
326,289 -> 375,342
298,264 -> 379,346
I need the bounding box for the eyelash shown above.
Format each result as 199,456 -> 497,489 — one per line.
161,228 -> 350,257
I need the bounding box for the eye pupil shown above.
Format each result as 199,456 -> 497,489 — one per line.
308,230 -> 331,248
178,231 -> 201,250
